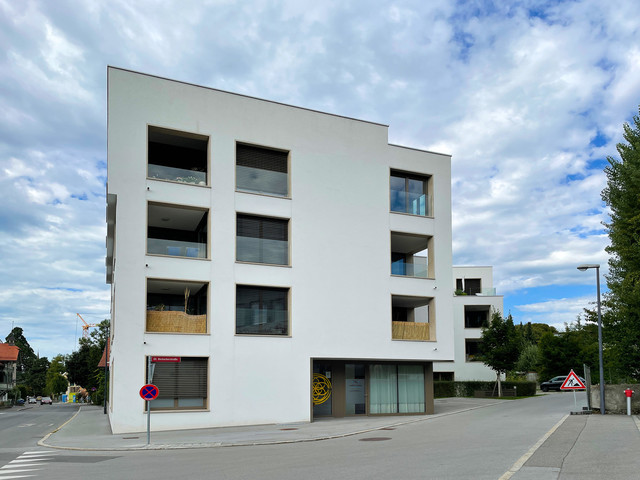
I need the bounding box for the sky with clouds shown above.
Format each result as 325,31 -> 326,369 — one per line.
1,0 -> 639,360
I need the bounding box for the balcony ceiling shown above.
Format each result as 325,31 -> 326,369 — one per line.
391,232 -> 428,255
392,295 -> 431,308
148,204 -> 206,230
148,279 -> 207,294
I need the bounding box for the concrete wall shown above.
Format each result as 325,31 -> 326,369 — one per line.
591,384 -> 640,414
107,67 -> 455,433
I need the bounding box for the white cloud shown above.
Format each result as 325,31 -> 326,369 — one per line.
1,0 -> 639,357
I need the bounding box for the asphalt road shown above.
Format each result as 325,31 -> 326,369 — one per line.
0,402 -> 80,479
0,393 -> 594,480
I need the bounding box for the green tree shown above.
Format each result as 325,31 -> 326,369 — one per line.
66,320 -> 109,393
601,106 -> 640,381
536,320 -> 598,383
5,327 -> 37,383
480,312 -> 520,396
45,355 -> 68,398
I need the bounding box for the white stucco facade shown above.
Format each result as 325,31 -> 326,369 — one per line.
106,67 -> 455,434
434,266 -> 504,381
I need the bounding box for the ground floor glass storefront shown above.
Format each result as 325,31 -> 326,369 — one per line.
313,360 -> 432,418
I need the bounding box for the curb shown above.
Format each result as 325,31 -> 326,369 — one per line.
38,399 -> 505,452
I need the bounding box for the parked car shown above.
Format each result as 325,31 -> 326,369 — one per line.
40,396 -> 53,405
540,375 -> 586,392
15,398 -> 25,406
28,396 -> 37,404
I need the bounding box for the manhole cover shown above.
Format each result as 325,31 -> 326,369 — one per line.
359,437 -> 391,442
280,428 -> 298,431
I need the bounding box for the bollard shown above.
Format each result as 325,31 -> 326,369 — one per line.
624,389 -> 634,415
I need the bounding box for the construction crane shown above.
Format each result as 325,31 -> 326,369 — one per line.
77,313 -> 98,339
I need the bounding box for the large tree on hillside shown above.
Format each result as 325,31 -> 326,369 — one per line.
601,106 -> 640,381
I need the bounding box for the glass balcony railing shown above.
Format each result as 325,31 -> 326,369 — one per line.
390,192 -> 432,216
236,166 -> 288,197
147,238 -> 206,258
391,257 -> 428,278
148,164 -> 207,185
236,237 -> 288,265
236,308 -> 288,335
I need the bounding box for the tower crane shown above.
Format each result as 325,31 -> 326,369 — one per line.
77,313 -> 98,339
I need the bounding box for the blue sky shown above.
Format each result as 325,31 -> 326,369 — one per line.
1,0 -> 638,359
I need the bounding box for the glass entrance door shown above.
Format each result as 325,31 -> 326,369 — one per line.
345,363 -> 366,415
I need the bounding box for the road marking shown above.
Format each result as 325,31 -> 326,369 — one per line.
17,424 -> 35,428
498,414 -> 569,480
0,451 -> 58,479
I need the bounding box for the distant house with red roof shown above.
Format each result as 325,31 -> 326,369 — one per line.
0,343 -> 20,402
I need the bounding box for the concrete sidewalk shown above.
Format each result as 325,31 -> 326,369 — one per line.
508,414 -> 640,479
39,397 -> 502,451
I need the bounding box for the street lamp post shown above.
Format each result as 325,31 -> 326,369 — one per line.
577,264 -> 605,414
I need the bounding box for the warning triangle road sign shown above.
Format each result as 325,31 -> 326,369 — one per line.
560,370 -> 587,390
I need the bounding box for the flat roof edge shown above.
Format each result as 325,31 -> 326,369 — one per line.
388,143 -> 452,157
107,66 -> 389,128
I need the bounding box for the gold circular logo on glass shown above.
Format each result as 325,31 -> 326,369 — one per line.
312,373 -> 332,405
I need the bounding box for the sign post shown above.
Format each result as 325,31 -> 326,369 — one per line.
560,370 -> 587,411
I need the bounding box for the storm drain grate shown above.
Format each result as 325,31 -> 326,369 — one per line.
122,436 -> 139,439
379,427 -> 396,430
280,428 -> 298,431
359,437 -> 392,442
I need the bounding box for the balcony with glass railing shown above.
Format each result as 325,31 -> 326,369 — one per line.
391,232 -> 432,279
236,236 -> 288,265
147,203 -> 208,259
148,126 -> 208,186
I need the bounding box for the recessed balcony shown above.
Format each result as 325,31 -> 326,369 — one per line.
147,203 -> 208,259
148,126 -> 208,186
146,279 -> 208,334
391,232 -> 433,279
391,295 -> 433,341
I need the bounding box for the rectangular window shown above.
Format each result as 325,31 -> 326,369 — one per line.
465,340 -> 481,362
237,214 -> 289,265
236,143 -> 288,196
464,306 -> 489,329
390,170 -> 430,216
148,126 -> 208,185
369,364 -> 425,414
236,285 -> 289,335
146,279 -> 208,334
147,357 -> 208,410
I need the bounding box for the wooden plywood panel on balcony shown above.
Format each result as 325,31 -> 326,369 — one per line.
146,311 -> 207,334
392,321 -> 430,341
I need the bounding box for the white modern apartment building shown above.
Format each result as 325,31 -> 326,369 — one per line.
434,266 -> 504,381
106,67 -> 455,433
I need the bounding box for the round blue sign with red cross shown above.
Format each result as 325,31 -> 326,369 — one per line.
140,384 -> 159,401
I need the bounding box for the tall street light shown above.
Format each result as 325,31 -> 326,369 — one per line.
578,264 -> 605,414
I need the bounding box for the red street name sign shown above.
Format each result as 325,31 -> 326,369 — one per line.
151,356 -> 181,363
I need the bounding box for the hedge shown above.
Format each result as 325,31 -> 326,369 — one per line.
434,380 -> 537,398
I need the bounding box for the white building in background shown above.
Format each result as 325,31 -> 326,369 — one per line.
434,266 -> 504,381
106,67 -> 456,434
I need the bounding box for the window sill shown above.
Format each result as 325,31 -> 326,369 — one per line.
145,253 -> 210,261
389,211 -> 434,219
235,189 -> 291,200
234,334 -> 292,338
236,261 -> 291,268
